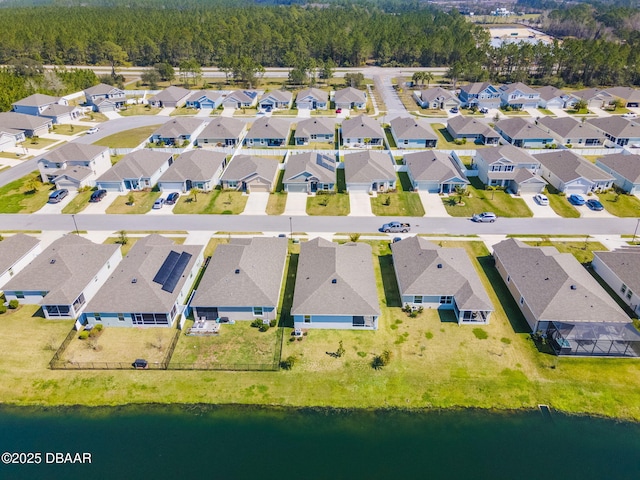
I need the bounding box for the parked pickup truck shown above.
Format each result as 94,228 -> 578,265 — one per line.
381,222 -> 411,233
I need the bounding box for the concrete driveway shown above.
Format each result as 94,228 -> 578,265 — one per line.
349,191 -> 373,216
589,107 -> 611,117
34,191 -> 79,215
284,192 -> 308,215
524,107 -> 540,118
520,193 -> 560,218
77,191 -> 119,214
548,108 -> 570,118
297,108 -> 311,119
221,108 -> 235,117
418,192 -> 450,217
576,200 -> 616,218
241,192 -> 269,215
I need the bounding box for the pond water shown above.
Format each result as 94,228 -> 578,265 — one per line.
0,405 -> 638,479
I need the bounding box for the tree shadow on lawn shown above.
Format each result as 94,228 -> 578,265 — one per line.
378,255 -> 402,307
437,309 -> 458,323
278,253 -> 298,328
476,254 -> 531,334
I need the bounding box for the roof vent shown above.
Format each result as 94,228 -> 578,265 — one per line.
235,269 -> 240,274
131,278 -> 137,284
49,259 -> 56,264
437,264 -> 443,269
332,278 -> 337,284
570,284 -> 577,290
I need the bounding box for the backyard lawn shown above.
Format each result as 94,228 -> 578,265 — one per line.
172,190 -> 248,214
442,179 -> 532,218
523,240 -> 608,264
431,123 -> 486,150
306,194 -> 350,215
0,172 -> 54,213
94,125 -> 162,148
597,191 -> 640,217
266,193 -> 287,215
105,191 -> 161,214
61,190 -> 93,214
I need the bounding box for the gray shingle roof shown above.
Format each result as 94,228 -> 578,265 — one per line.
587,116 -> 640,138
197,117 -> 245,141
596,153 -> 640,184
84,83 -> 122,96
295,88 -> 328,104
84,235 -> 203,314
476,144 -> 538,167
334,87 -> 366,104
493,238 -> 630,324
343,150 -> 396,183
220,155 -> 279,184
191,237 -> 287,309
42,104 -> 76,116
500,82 -> 537,95
246,117 -> 290,140
390,116 -> 437,140
391,237 -> 493,311
259,90 -> 292,103
187,90 -> 222,103
3,235 -> 119,305
403,150 -> 468,184
341,115 -> 383,139
291,238 -> 380,316
152,118 -> 203,138
149,86 -> 191,103
0,112 -> 51,130
460,82 -> 496,95
159,150 -> 227,183
537,116 -> 604,141
96,150 -> 172,182
226,90 -> 258,104
285,152 -> 336,184
593,249 -> 640,295
534,150 -> 614,183
534,85 -> 567,102
38,142 -> 108,164
495,117 -> 552,140
447,115 -> 498,138
571,88 -> 613,102
418,87 -> 457,103
605,87 -> 640,103
295,117 -> 335,138
0,234 -> 40,278
53,165 -> 92,182
12,93 -> 60,107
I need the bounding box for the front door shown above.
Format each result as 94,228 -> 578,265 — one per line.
186,179 -> 193,191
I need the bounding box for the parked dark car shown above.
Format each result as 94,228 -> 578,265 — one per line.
165,192 -> 179,205
48,189 -> 68,203
89,189 -> 107,202
132,359 -> 148,369
586,199 -> 604,211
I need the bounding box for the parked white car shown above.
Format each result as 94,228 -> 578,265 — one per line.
86,127 -> 99,135
622,113 -> 638,119
534,193 -> 549,206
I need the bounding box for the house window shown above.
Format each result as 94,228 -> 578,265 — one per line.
72,293 -> 85,311
253,307 -> 263,316
95,313 -> 101,322
15,291 -> 24,299
8,267 -> 13,277
439,296 -> 453,304
304,315 -> 311,323
311,134 -> 317,140
94,275 -> 98,283
414,296 -> 422,304
519,296 -> 524,306
506,275 -> 510,283
118,313 -> 125,322
627,290 -> 633,300
621,284 -> 627,294
404,140 -> 409,145
228,181 -> 237,188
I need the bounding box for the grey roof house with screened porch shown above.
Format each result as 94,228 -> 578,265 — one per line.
493,238 -> 640,356
595,153 -> 640,194
158,150 -> 228,193
283,152 -> 336,193
294,117 -> 335,146
592,249 -> 640,319
343,150 -> 396,193
95,150 -> 173,192
403,150 -> 468,193
391,236 -> 493,325
195,117 -> 247,147
82,235 -> 204,328
2,235 -> 121,320
190,237 -> 287,322
292,238 -> 380,330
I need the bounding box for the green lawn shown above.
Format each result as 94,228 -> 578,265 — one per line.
61,190 -> 93,214
266,193 -> 287,215
172,189 -> 247,214
306,193 -> 350,215
0,172 -> 54,213
94,125 -> 162,148
537,107 -> 555,116
80,112 -> 108,122
51,124 -> 90,135
545,186 -> 580,218
384,127 -> 397,148
443,179 -> 532,218
119,105 -> 162,116
370,173 -> 425,216
431,123 -> 485,150
597,191 -> 640,217
170,107 -> 198,116
105,191 -> 161,214
523,240 -> 608,264
23,137 -> 62,149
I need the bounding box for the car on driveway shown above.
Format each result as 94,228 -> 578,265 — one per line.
450,107 -> 459,113
586,199 -> 604,211
90,189 -> 107,202
336,108 -> 342,114
86,127 -> 99,134
48,189 -> 68,203
471,212 -> 497,223
534,193 -> 549,206
153,198 -> 165,209
165,192 -> 179,205
568,194 -> 586,206
479,107 -> 489,114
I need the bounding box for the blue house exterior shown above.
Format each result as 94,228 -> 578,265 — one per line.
494,118 -> 554,148
458,82 -> 502,109
185,91 -> 223,109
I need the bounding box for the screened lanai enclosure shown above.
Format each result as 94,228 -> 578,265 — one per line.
546,321 -> 640,357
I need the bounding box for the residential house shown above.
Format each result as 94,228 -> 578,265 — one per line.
569,88 -> 614,109
536,116 -> 605,147
499,82 -> 541,109
96,150 -> 173,192
148,86 -> 192,108
341,115 -> 384,147
587,117 -> 640,147
403,150 -> 468,193
534,150 -> 614,194
446,116 -> 500,145
458,82 -> 501,109
3,235 -> 121,320
219,155 -> 280,193
149,118 -> 204,146
185,90 -> 223,110
595,153 -> 640,194
535,86 -> 572,109
334,87 -> 366,110
473,144 -> 545,193
0,234 -> 41,291
0,112 -> 51,138
343,150 -> 396,192
592,249 -> 640,317
222,90 -> 258,109
84,83 -> 126,112
244,117 -> 290,147
291,238 -> 380,330
190,237 -> 287,322
494,117 -> 554,148
158,150 -> 228,193
82,235 -> 204,328
37,143 -> 111,190
258,90 -> 293,111
283,152 -> 336,193
295,88 -> 328,110
391,237 -> 493,325
493,238 -> 640,356
294,117 -> 335,146
605,87 -> 640,108
195,117 -> 247,147
0,125 -> 25,151
413,87 -> 460,110
389,116 -> 438,148
12,93 -> 80,123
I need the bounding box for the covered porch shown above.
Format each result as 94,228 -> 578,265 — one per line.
546,321 -> 640,357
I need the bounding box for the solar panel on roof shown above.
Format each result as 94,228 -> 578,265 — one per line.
161,252 -> 193,293
153,251 -> 180,285
243,91 -> 257,99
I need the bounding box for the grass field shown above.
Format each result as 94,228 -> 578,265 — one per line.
443,179 -> 532,218
545,186 -> 581,218
119,105 -> 162,116
597,191 -> 640,217
307,194 -> 350,215
172,190 -> 248,214
370,173 -> 425,216
266,193 -> 287,215
523,240 -> 608,264
94,125 -> 162,148
431,123 -> 488,150
61,190 -> 93,214
0,172 -> 54,213
51,124 -> 90,135
106,191 -> 161,214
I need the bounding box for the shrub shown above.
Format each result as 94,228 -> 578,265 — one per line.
269,319 -> 277,327
8,300 -> 19,309
259,324 -> 270,332
250,318 -> 263,328
79,330 -> 90,340
280,355 -> 297,370
94,324 -> 103,332
0,304 -> 6,315
349,233 -> 360,242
